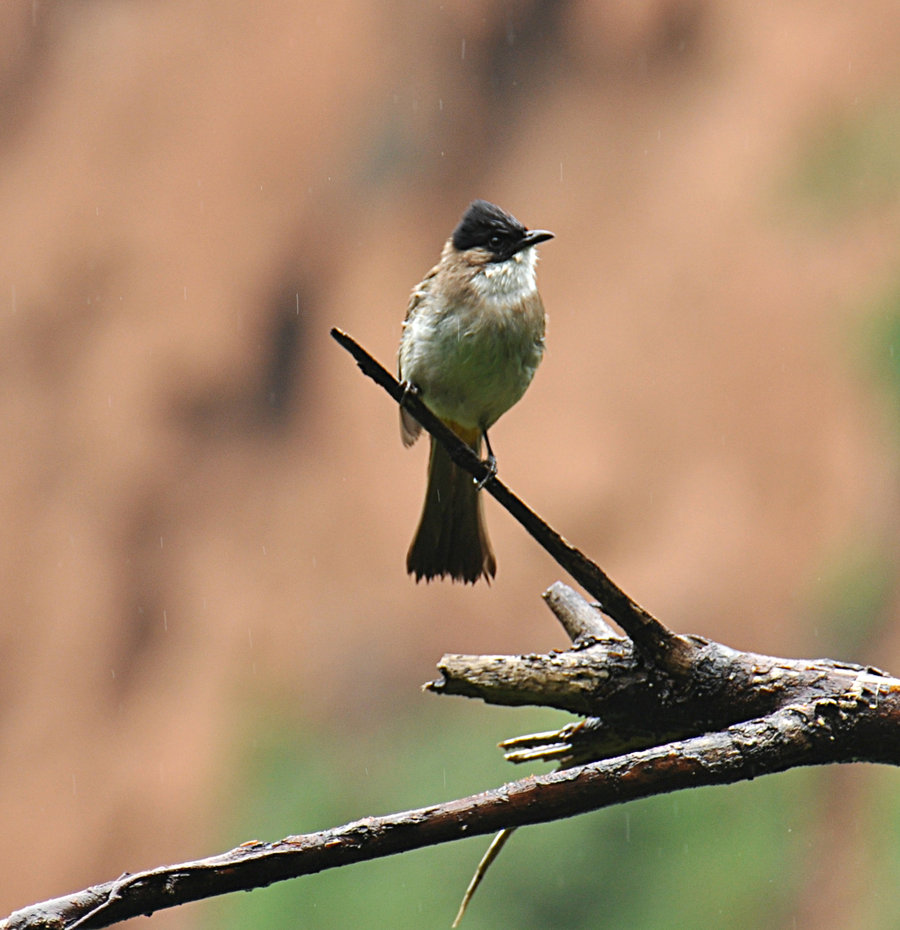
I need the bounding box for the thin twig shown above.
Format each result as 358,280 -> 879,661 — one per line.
451,828 -> 516,928
542,581 -> 621,641
330,328 -> 692,671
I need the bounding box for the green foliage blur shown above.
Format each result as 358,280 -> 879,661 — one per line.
787,100 -> 900,222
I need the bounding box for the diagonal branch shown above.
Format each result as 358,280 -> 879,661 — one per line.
7,334 -> 896,929
4,695 -> 895,930
330,327 -> 692,671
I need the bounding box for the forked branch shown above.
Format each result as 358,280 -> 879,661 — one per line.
4,331 -> 898,930
5,579 -> 898,929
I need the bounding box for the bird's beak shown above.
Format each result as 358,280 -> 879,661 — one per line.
513,229 -> 554,254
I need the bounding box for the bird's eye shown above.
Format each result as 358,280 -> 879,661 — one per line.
488,234 -> 503,251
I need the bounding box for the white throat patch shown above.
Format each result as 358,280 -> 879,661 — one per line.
471,247 -> 538,303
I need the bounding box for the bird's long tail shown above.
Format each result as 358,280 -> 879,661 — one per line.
406,427 -> 496,584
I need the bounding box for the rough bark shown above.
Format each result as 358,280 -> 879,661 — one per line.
4,333 -> 897,930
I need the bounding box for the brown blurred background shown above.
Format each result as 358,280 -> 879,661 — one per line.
2,2 -> 900,927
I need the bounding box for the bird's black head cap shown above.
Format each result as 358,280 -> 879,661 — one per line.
452,200 -> 526,258
452,199 -> 553,262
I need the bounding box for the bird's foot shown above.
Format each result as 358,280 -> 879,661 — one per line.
399,379 -> 420,403
475,453 -> 497,490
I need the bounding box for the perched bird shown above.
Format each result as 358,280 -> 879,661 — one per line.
398,199 -> 553,583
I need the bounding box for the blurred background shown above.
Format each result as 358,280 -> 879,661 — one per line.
2,1 -> 900,927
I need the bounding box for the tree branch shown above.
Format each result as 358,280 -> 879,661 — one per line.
5,676 -> 896,930
5,331 -> 898,928
430,581 -> 900,765
330,328 -> 692,672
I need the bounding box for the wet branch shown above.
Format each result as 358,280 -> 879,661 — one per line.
431,582 -> 900,767
330,327 -> 691,671
5,658 -> 897,930
5,330 -> 899,928
5,580 -> 898,930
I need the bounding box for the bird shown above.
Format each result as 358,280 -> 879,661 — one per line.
398,199 -> 553,583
